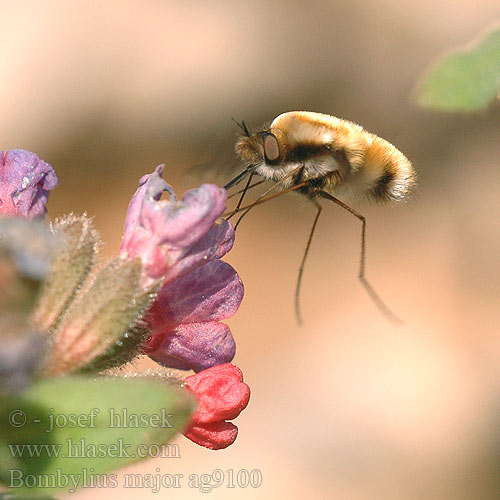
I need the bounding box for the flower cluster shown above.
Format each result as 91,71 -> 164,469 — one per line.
0,151 -> 250,450
119,164 -> 249,448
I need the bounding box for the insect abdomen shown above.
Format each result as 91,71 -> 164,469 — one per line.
367,136 -> 414,202
329,134 -> 413,203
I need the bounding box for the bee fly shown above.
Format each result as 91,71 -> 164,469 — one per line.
224,111 -> 415,325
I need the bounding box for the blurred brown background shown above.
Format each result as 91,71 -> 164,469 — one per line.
2,1 -> 500,498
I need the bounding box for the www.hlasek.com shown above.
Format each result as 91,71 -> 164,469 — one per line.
8,468 -> 263,493
8,438 -> 181,460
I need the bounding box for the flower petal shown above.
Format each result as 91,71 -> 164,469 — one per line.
152,260 -> 243,326
148,322 -> 236,372
120,165 -> 230,285
162,219 -> 234,283
0,150 -> 58,218
183,421 -> 238,450
184,363 -> 250,423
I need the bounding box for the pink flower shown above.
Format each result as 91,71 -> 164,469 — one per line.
121,165 -> 243,372
120,167 -> 250,449
0,150 -> 58,218
183,364 -> 250,450
120,164 -> 233,288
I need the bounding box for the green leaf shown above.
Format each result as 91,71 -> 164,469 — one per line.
418,26 -> 500,111
0,376 -> 194,498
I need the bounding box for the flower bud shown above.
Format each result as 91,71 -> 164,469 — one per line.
42,258 -> 157,376
183,364 -> 250,450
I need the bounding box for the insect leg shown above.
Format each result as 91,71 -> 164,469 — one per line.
227,179 -> 266,199
231,165 -> 305,229
318,190 -> 403,326
295,200 -> 322,326
223,180 -> 309,223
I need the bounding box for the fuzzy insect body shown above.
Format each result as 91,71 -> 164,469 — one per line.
235,111 -> 415,203
227,111 -> 415,325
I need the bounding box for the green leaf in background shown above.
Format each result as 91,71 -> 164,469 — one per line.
418,25 -> 500,111
0,376 -> 194,498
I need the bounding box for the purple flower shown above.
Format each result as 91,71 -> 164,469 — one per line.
120,165 -> 243,371
146,259 -> 243,372
0,150 -> 58,218
120,165 -> 234,288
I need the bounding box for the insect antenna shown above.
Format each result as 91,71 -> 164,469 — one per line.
231,117 -> 250,137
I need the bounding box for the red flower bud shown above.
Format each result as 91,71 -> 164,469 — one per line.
183,364 -> 250,450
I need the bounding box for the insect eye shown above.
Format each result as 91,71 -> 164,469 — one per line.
263,133 -> 280,164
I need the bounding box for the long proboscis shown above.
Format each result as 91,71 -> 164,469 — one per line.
223,165 -> 256,190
